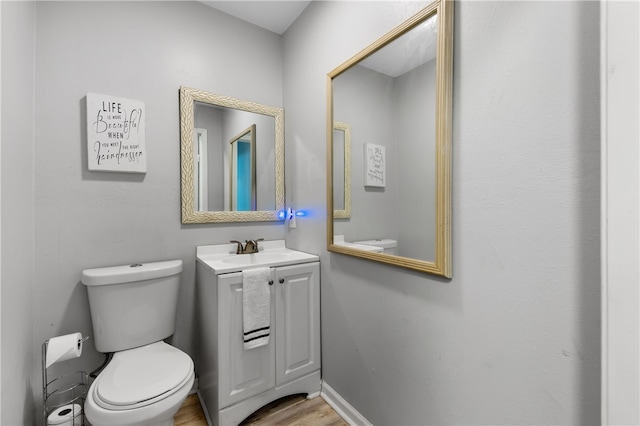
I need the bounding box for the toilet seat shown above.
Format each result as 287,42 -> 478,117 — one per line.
92,341 -> 193,411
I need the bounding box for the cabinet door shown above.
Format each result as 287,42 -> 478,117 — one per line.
218,271 -> 275,409
275,262 -> 321,385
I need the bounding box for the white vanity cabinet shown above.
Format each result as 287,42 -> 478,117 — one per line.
196,242 -> 320,426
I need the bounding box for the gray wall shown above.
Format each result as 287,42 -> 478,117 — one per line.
395,59 -> 437,260
14,2 -> 285,423
1,2 -> 36,425
284,1 -> 600,424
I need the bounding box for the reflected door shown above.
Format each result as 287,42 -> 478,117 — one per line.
230,125 -> 256,211
236,141 -> 251,210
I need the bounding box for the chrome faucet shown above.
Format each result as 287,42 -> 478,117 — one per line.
230,238 -> 264,254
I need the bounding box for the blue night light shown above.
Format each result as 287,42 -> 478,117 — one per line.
279,207 -> 309,222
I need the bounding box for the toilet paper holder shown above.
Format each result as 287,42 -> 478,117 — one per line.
42,337 -> 89,426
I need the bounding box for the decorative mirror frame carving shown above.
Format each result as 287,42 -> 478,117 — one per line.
333,121 -> 352,219
180,86 -> 285,223
326,0 -> 453,277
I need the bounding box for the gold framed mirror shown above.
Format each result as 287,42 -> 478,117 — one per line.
326,0 -> 453,277
180,87 -> 285,223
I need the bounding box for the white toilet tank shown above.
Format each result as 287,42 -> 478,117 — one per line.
81,260 -> 183,353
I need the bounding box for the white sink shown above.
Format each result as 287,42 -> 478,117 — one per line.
197,240 -> 318,274
222,252 -> 293,265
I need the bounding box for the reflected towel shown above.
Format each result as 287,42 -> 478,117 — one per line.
243,267 -> 271,349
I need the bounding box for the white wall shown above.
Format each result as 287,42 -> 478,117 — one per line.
194,105 -> 277,212
1,2 -> 36,424
601,0 -> 639,423
29,2 -> 285,422
284,1 -> 600,424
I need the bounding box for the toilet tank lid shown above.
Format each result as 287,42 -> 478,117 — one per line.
353,239 -> 397,249
81,260 -> 183,287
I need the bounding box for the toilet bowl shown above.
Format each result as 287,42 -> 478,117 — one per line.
84,342 -> 194,426
81,260 -> 194,426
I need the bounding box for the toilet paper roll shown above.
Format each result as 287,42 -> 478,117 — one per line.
47,404 -> 82,426
46,333 -> 83,368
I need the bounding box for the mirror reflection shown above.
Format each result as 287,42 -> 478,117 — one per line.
180,87 -> 284,223
229,125 -> 256,211
333,121 -> 351,218
327,0 -> 452,276
193,103 -> 273,212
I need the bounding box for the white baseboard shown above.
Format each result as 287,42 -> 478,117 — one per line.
321,381 -> 372,426
196,390 -> 214,426
307,389 -> 322,399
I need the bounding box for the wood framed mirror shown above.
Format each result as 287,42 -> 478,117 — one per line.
326,0 -> 453,277
180,87 -> 285,223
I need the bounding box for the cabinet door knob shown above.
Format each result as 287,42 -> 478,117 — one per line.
279,278 -> 285,284
268,280 -> 274,286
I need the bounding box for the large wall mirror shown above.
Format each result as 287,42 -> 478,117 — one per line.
180,87 -> 284,223
326,0 -> 453,277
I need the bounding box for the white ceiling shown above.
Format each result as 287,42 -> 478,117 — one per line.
201,1 -> 312,35
359,13 -> 438,77
201,1 -> 437,79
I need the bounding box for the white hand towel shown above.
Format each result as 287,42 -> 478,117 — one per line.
242,267 -> 271,349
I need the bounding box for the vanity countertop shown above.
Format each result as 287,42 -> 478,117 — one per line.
196,240 -> 318,274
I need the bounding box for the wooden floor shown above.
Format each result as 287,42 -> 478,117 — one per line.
174,394 -> 208,426
175,393 -> 348,426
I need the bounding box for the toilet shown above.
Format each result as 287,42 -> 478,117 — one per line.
333,235 -> 384,252
353,238 -> 398,255
81,260 -> 195,426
